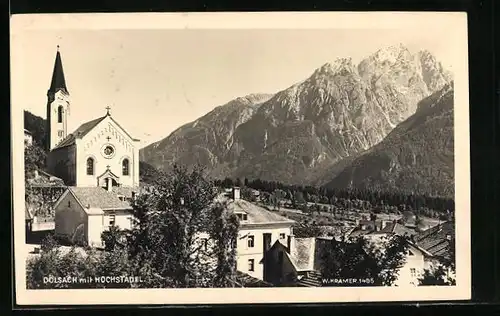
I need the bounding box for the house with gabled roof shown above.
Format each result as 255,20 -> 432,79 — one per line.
414,221 -> 454,260
222,187 -> 295,281
53,186 -> 137,247
263,228 -> 435,287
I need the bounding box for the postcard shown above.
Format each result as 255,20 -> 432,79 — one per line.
11,11 -> 470,305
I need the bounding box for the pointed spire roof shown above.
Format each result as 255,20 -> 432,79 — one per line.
48,46 -> 69,95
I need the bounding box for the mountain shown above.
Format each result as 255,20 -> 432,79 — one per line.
325,83 -> 454,198
139,93 -> 274,177
140,44 -> 452,185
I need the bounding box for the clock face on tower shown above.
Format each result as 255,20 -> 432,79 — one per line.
101,144 -> 116,159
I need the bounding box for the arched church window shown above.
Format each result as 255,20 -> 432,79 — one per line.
57,106 -> 64,123
122,158 -> 129,176
86,157 -> 95,175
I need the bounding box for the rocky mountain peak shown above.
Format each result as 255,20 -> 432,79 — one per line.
233,93 -> 274,106
370,43 -> 412,64
417,50 -> 453,92
140,44 -> 454,189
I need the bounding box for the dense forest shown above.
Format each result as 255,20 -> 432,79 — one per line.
139,161 -> 454,220
214,177 -> 454,219
24,110 -> 47,149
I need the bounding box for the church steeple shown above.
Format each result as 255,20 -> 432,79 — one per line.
46,46 -> 71,151
48,45 -> 69,95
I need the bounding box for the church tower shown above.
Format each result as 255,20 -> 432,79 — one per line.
46,46 -> 70,151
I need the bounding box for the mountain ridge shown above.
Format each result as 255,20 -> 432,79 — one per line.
325,83 -> 454,197
139,44 -> 453,194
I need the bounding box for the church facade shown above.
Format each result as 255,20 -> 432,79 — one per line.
45,47 -> 140,189
42,47 -> 140,247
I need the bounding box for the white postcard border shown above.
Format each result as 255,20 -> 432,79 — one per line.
11,11 -> 470,305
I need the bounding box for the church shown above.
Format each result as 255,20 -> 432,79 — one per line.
46,47 -> 140,189
44,47 -> 140,246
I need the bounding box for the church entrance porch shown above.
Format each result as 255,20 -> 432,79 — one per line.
97,167 -> 120,191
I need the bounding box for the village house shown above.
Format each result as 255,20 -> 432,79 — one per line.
222,187 -> 295,280
53,186 -> 137,247
25,170 -> 66,237
414,221 -> 456,279
347,219 -> 419,239
263,223 -> 434,287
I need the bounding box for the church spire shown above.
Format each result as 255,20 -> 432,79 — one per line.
48,46 -> 69,95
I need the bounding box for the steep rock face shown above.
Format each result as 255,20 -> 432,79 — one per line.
325,83 -> 454,198
139,93 -> 273,177
140,44 -> 452,185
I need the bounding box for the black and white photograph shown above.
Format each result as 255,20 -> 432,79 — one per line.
11,12 -> 470,304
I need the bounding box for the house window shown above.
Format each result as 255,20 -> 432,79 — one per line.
248,259 -> 255,272
86,157 -> 95,175
279,233 -> 286,239
109,215 -> 116,227
410,268 -> 416,278
122,158 -> 129,176
67,201 -> 71,207
247,235 -> 254,248
202,238 -> 209,251
58,130 -> 64,137
242,213 -> 247,221
57,106 -> 63,123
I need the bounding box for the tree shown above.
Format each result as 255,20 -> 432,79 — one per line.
273,189 -> 286,210
24,142 -> 47,178
26,246 -> 99,289
208,202 -> 240,287
418,264 -> 455,286
101,225 -> 127,251
293,221 -> 324,238
292,191 -> 306,208
40,232 -> 58,252
319,235 -> 410,286
240,187 -> 257,202
235,178 -> 242,187
125,164 -> 240,288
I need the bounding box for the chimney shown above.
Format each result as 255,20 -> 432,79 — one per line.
287,234 -> 295,254
232,187 -> 240,200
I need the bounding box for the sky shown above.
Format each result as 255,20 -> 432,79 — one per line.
11,13 -> 466,147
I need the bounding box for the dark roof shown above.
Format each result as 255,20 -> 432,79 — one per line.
234,271 -> 273,287
225,198 -> 295,225
68,186 -> 132,210
53,114 -> 139,150
48,49 -> 69,95
27,170 -> 66,186
414,221 -> 454,257
372,222 -> 418,236
53,116 -> 106,149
